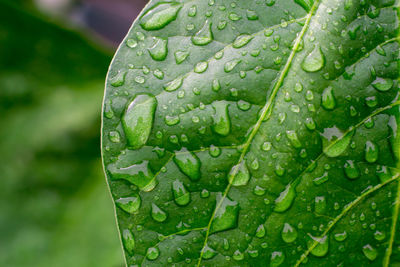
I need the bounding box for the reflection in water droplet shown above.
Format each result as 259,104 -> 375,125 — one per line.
192,20 -> 213,46
362,244 -> 377,261
274,183 -> 296,213
212,101 -> 231,136
210,194 -> 239,234
334,231 -> 347,242
122,229 -> 135,254
307,234 -> 329,257
233,250 -> 244,261
122,94 -> 157,149
116,195 -> 141,214
281,223 -> 297,243
174,148 -> 201,181
148,37 -> 168,61
151,203 -> 168,222
229,160 -> 250,186
172,180 -> 191,206
140,2 -> 182,31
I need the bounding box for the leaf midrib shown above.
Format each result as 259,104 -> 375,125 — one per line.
196,1 -> 322,265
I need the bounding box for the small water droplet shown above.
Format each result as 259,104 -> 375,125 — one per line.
374,230 -> 385,241
246,10 -> 259,20
151,203 -> 167,222
233,34 -> 253,48
270,251 -> 285,267
321,86 -> 336,110
362,244 -> 377,261
372,78 -> 393,92
224,59 -> 241,72
202,244 -> 217,259
116,195 -> 141,214
194,61 -> 208,73
146,247 -> 160,260
164,77 -> 183,91
301,45 -> 325,72
286,130 -> 302,148
148,37 -> 168,61
174,148 -> 201,181
281,223 -> 297,243
307,234 -> 329,257
262,141 -> 272,151
365,141 -> 378,163
140,2 -> 182,31
122,229 -> 135,254
315,196 -> 326,214
344,160 -> 360,179
110,70 -> 126,87
322,127 -> 354,158
174,50 -> 189,64
334,231 -> 347,242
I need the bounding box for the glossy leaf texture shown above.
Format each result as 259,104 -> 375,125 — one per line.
102,0 -> 400,266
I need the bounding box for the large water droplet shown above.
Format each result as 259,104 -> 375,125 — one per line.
270,251 -> 285,267
229,161 -> 250,186
321,86 -> 336,110
334,231 -> 347,242
372,78 -> 393,92
233,250 -> 244,261
173,148 -> 201,181
281,223 -> 297,243
256,224 -> 266,238
274,183 -> 296,213
148,37 -> 168,61
108,160 -> 154,190
301,45 -> 325,72
116,195 -> 141,214
122,94 -> 157,149
362,244 -> 377,261
194,61 -> 208,73
122,229 -> 135,254
164,77 -> 183,92
172,179 -> 191,206
110,70 -> 126,87
140,2 -> 182,31
192,20 -> 213,46
146,247 -> 160,260
286,130 -> 302,148
212,101 -> 231,136
365,141 -> 378,163
174,50 -> 189,64
151,203 -> 168,222
322,127 -> 353,157
224,59 -> 241,72
210,194 -> 239,234
202,244 -> 217,259
307,234 -> 329,257
233,34 -> 253,48
344,160 -> 360,179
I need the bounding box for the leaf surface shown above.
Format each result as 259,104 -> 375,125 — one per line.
102,0 -> 400,266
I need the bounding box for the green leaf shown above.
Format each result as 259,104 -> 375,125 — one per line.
102,0 -> 400,266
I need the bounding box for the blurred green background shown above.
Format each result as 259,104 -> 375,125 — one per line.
0,0 -> 145,266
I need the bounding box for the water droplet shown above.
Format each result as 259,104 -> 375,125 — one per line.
233,250 -> 244,261
362,244 -> 377,261
307,234 -> 329,257
146,247 -> 160,260
233,34 -> 253,48
376,165 -> 392,183
275,164 -> 285,177
374,230 -> 385,241
229,12 -> 241,21
237,100 -> 251,111
281,223 -> 297,243
224,59 -> 241,72
315,196 -> 326,214
140,2 -> 182,31
126,38 -> 138,48
202,244 -> 217,259
305,117 -> 316,130
108,160 -> 154,190
212,101 -> 231,136
274,183 -> 296,212
174,50 -> 189,64
201,189 -> 210,198
334,231 -> 347,242
122,94 -> 156,149
165,115 -> 180,126
194,61 -> 208,73
153,69 -> 164,79
229,161 -> 250,186
255,224 -> 266,238
122,229 -> 135,254
172,180 -> 190,206
321,86 -> 336,110
173,148 -> 201,181
322,127 -> 354,157
192,20 -> 213,46
344,160 -> 360,179
151,203 -> 167,222
301,45 -> 325,72
109,131 -> 121,143
372,78 -> 393,92
294,0 -> 313,11
365,141 -> 378,163
188,5 -> 197,17
116,195 -> 141,214
212,79 -> 221,92
110,70 -> 126,87
148,37 -> 168,61
270,251 -> 285,267
262,142 -> 272,151
164,77 -> 183,91
286,130 -> 302,148
210,194 -> 239,233
246,10 -> 258,20
313,171 -> 328,185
